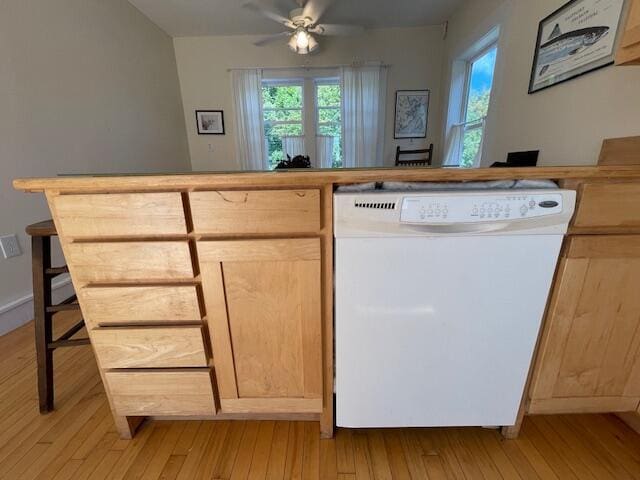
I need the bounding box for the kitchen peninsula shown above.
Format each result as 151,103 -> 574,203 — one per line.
13,166 -> 640,440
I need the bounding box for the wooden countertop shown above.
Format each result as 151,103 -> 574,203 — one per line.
13,166 -> 640,193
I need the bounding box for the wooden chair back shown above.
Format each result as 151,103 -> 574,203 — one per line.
395,144 -> 434,167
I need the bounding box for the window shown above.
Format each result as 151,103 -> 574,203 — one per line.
460,45 -> 497,167
262,81 -> 304,169
444,28 -> 499,168
315,81 -> 342,168
262,74 -> 342,169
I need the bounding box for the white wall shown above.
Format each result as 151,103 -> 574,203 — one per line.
440,0 -> 640,167
174,26 -> 445,171
1,0 -> 190,332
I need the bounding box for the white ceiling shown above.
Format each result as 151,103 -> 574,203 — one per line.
128,0 -> 464,37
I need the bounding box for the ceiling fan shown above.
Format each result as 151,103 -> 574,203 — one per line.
243,0 -> 365,54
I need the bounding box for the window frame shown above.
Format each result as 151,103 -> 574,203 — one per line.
261,79 -> 305,134
461,42 -> 498,127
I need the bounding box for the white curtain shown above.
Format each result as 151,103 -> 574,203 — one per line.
230,69 -> 265,170
281,136 -> 305,159
341,66 -> 387,168
442,124 -> 464,167
316,135 -> 335,169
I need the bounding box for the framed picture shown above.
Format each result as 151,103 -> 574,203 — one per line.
394,90 -> 430,139
196,110 -> 225,135
528,0 -> 625,94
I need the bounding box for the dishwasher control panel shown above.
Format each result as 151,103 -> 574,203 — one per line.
400,192 -> 564,224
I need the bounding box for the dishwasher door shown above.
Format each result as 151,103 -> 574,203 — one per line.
335,234 -> 562,428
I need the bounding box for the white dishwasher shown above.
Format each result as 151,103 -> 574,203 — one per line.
334,188 -> 575,428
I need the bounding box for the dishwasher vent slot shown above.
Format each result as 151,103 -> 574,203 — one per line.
354,201 -> 396,210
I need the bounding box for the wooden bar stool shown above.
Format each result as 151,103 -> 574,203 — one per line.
26,219 -> 89,413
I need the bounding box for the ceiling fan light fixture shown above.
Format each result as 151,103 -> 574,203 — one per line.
288,28 -> 318,54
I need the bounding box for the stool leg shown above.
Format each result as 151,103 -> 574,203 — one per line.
32,236 -> 54,413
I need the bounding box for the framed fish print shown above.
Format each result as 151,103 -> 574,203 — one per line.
528,0 -> 625,93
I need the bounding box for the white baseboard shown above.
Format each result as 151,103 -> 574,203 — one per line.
0,275 -> 75,336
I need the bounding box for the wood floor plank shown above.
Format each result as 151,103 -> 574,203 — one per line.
302,422 -> 320,480
213,420 -> 246,480
445,428 -> 487,479
248,421 -> 275,480
122,423 -> 171,480
70,431 -> 121,479
398,430 -> 429,480
424,429 -> 466,480
382,429 -> 411,480
528,416 -> 597,480
229,421 -> 260,480
352,431 -> 374,480
160,455 -> 187,480
520,419 -> 578,480
266,421 -> 290,480
175,421 -> 216,480
475,429 -> 523,480
320,437 -> 338,480
558,414 -> 636,480
141,421 -> 187,480
335,427 -> 355,474
572,414 -> 640,479
365,430 -> 392,480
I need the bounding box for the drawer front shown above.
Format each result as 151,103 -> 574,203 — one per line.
82,286 -> 201,325
105,369 -> 216,416
189,190 -> 320,234
93,326 -> 208,369
52,193 -> 187,238
574,183 -> 640,229
66,242 -> 193,283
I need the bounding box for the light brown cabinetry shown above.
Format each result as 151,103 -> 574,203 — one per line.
529,235 -> 640,414
198,238 -> 323,414
572,182 -> 640,230
617,0 -> 640,65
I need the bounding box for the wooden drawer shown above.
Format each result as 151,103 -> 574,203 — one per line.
189,190 -> 320,234
66,242 -> 193,283
574,183 -> 640,229
52,193 -> 187,238
82,286 -> 201,325
93,326 -> 208,369
105,369 -> 216,416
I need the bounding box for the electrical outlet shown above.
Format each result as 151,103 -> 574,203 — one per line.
0,234 -> 21,259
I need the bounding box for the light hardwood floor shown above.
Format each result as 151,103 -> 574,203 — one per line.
2,312 -> 640,479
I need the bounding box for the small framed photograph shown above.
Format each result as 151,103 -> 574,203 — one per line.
394,90 -> 429,139
196,110 -> 225,135
528,0 -> 625,94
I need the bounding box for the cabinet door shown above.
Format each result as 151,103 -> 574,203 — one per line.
529,235 -> 640,414
198,238 -> 323,414
617,0 -> 640,65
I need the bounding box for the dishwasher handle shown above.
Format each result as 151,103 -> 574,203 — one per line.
402,222 -> 510,235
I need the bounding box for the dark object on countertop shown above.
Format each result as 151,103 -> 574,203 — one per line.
395,144 -> 434,167
491,150 -> 539,168
26,219 -> 88,413
275,154 -> 311,169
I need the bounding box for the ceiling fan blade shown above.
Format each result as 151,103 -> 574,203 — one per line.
311,24 -> 365,36
302,0 -> 334,24
243,2 -> 293,27
253,31 -> 291,46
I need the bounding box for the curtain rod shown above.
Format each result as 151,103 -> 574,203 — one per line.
227,62 -> 390,72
